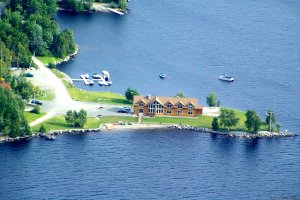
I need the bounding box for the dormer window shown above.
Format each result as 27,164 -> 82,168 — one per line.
139,102 -> 144,106
177,103 -> 183,109
167,103 -> 172,108
188,104 -> 194,109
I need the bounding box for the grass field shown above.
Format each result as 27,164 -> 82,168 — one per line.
24,111 -> 46,123
37,56 -> 63,65
63,80 -> 131,105
35,89 -> 55,101
32,116 -> 101,132
34,110 -> 268,133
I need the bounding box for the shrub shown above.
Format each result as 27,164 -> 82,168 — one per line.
30,105 -> 41,114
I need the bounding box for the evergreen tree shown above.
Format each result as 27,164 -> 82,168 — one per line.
211,117 -> 219,131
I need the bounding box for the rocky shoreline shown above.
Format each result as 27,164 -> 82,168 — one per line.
167,125 -> 297,139
1,124 -> 297,144
0,128 -> 101,144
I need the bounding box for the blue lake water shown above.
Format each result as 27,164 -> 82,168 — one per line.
56,0 -> 300,133
0,131 -> 299,199
1,0 -> 300,199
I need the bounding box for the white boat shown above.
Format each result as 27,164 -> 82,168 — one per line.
89,80 -> 94,85
85,74 -> 89,79
92,73 -> 102,79
80,75 -> 86,79
107,81 -> 112,85
159,73 -> 167,79
219,74 -> 234,82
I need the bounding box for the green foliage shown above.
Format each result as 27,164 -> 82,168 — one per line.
245,109 -> 262,133
48,63 -> 56,69
0,0 -> 76,70
65,109 -> 87,128
118,0 -> 127,9
0,86 -> 31,137
58,0 -> 93,12
125,87 -> 139,101
39,124 -> 47,133
175,91 -> 185,98
275,122 -> 281,133
30,105 -> 41,114
206,92 -> 220,107
8,75 -> 34,100
219,108 -> 239,131
211,117 -> 219,131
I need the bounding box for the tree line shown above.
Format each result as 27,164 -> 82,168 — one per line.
58,0 -> 127,12
0,0 -> 76,70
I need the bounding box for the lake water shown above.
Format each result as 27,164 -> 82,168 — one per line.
0,131 -> 299,199
56,0 -> 300,133
1,0 -> 300,199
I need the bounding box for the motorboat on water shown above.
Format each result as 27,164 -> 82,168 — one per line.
89,80 -> 94,85
85,74 -> 89,79
219,74 -> 234,82
96,70 -> 112,86
159,73 -> 167,79
98,78 -> 109,86
92,73 -> 102,79
80,75 -> 85,79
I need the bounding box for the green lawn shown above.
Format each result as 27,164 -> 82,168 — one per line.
32,116 -> 101,132
64,80 -> 131,105
37,56 -> 63,65
24,111 -> 46,123
50,69 -> 67,79
143,109 -> 268,132
35,89 -> 55,101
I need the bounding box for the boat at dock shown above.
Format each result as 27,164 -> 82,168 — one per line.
92,73 -> 102,79
89,80 -> 94,85
219,74 -> 234,82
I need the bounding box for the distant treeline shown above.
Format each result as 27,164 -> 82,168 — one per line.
58,0 -> 127,12
0,0 -> 76,70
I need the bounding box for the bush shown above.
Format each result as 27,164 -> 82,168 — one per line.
39,124 -> 47,133
211,117 -> 219,131
30,105 -> 41,114
48,63 -> 56,69
125,87 -> 139,101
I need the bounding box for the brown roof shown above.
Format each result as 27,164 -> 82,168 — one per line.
0,81 -> 12,91
133,95 -> 203,108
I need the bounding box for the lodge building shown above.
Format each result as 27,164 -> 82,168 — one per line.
133,95 -> 203,117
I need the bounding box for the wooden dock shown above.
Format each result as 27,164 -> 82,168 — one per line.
107,8 -> 124,15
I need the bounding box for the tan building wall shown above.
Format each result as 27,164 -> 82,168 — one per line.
133,105 -> 202,117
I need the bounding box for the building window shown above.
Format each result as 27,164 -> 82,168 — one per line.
187,104 -> 194,115
177,110 -> 182,115
139,102 -> 144,107
167,110 -> 172,114
177,103 -> 183,108
148,104 -> 155,113
167,103 -> 172,108
156,103 -> 163,114
139,109 -> 144,113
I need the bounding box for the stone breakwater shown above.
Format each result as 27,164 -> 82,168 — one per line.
53,45 -> 79,65
0,128 -> 101,144
167,125 -> 297,139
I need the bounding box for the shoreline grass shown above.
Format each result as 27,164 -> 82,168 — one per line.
24,112 -> 46,123
32,116 -> 101,132
33,111 -> 268,133
37,56 -> 63,65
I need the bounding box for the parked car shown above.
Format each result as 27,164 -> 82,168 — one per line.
117,109 -> 130,113
25,73 -> 34,77
119,106 -> 131,110
31,99 -> 43,105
